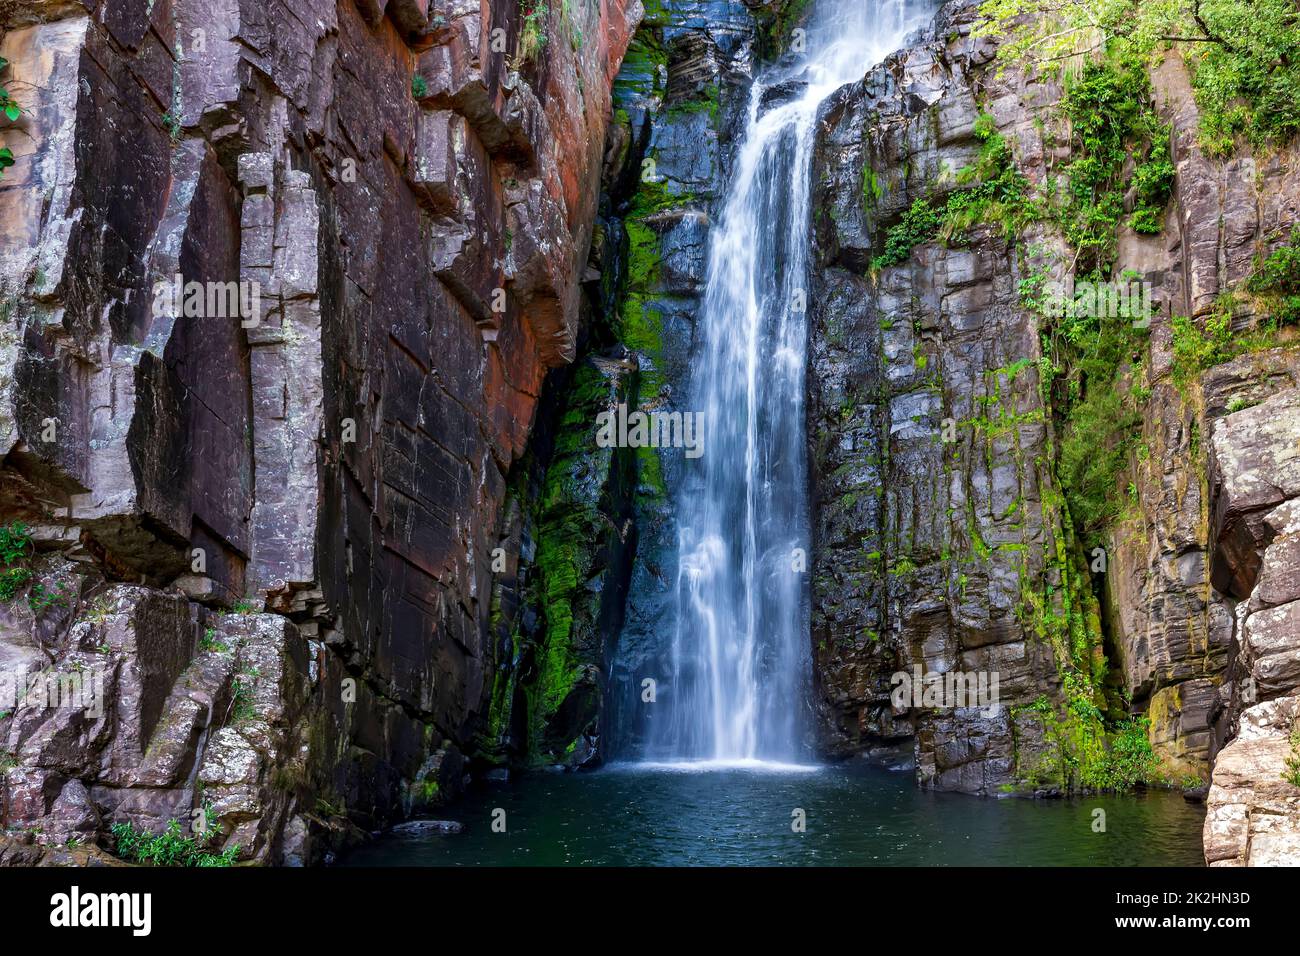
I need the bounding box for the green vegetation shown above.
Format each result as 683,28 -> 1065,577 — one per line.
872,197 -> 941,269
517,0 -> 549,67
230,666 -> 261,723
27,581 -> 69,614
1170,309 -> 1233,387
1018,693 -> 1160,792
1246,228 -> 1300,326
1059,58 -> 1173,271
871,114 -> 1034,269
0,55 -> 18,177
161,110 -> 181,143
200,628 -> 230,653
0,522 -> 31,566
411,74 -> 428,99
1031,259 -> 1149,546
754,0 -> 813,60
978,0 -> 1300,155
1284,723 -> 1300,788
0,523 -> 34,603
0,567 -> 31,602
110,815 -> 238,867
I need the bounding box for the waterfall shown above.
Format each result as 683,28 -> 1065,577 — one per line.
641,0 -> 932,767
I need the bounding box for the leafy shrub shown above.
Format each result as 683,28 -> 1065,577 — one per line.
979,0 -> 1300,155
110,817 -> 238,867
1170,310 -> 1234,387
1059,58 -> 1172,271
1187,0 -> 1300,154
0,55 -> 19,177
1284,724 -> 1300,788
0,524 -> 34,602
1020,692 -> 1159,792
0,523 -> 32,567
1246,228 -> 1300,325
871,116 -> 1033,269
1101,716 -> 1161,790
516,0 -> 549,66
872,197 -> 940,269
0,567 -> 31,602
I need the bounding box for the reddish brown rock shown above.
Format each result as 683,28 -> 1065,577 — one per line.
0,0 -> 639,862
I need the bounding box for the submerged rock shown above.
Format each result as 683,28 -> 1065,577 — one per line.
391,820 -> 465,837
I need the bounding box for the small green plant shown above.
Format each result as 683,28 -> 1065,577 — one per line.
0,522 -> 32,567
109,815 -> 238,867
0,55 -> 20,178
83,596 -> 114,624
161,110 -> 181,143
200,627 -> 230,653
230,598 -> 259,614
411,74 -> 428,99
230,667 -> 262,723
0,567 -> 31,602
1283,723 -> 1300,789
516,0 -> 550,67
27,582 -> 69,615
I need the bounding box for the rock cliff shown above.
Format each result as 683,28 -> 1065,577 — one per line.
3,0 -> 1298,870
804,0 -> 1300,865
0,0 -> 637,863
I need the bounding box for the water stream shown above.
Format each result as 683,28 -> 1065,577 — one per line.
641,0 -> 934,765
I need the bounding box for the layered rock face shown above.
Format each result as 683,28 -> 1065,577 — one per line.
1201,385 -> 1300,865
805,0 -> 1300,849
808,2 -> 1066,792
0,0 -> 636,862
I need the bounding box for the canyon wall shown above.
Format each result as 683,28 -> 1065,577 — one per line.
2,0 -> 1297,870
805,0 -> 1300,862
0,0 -> 637,864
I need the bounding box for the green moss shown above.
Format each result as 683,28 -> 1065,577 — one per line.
861,163 -> 882,209
755,0 -> 814,59
666,85 -> 721,126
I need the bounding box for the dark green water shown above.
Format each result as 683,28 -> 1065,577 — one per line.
343,761 -> 1206,866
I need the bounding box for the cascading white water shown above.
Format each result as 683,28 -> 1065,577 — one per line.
644,0 -> 932,767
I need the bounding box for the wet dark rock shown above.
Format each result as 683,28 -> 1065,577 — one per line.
391,819 -> 465,836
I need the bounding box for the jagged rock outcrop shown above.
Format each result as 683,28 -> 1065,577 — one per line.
1201,386 -> 1300,865
0,0 -> 637,863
